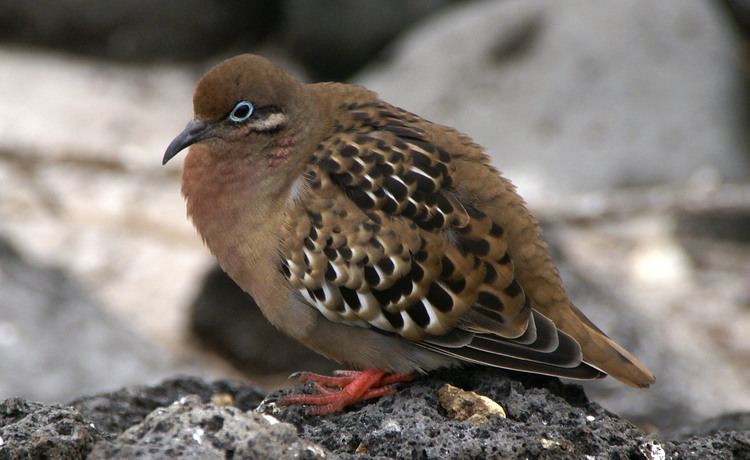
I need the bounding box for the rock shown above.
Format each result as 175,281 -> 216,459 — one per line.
0,377 -> 271,459
70,376 -> 266,436
190,267 -> 336,377
438,383 -> 506,425
89,396 -> 326,459
268,367 -> 750,459
0,236 -> 195,403
2,373 -> 749,459
0,47 -> 211,352
356,0 -> 749,201
0,398 -> 102,459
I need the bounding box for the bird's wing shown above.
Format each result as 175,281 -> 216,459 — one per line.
280,100 -> 604,380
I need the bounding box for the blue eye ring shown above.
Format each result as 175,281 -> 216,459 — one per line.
228,100 -> 254,122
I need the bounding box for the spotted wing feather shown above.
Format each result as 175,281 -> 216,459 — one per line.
281,100 -> 603,380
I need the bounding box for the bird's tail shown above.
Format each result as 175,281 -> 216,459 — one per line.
564,304 -> 655,388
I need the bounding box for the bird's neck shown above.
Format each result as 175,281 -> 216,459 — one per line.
181,144 -> 293,300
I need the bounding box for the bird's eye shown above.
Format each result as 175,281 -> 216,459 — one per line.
228,100 -> 254,122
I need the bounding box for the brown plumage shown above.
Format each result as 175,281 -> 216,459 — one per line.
164,54 -> 654,412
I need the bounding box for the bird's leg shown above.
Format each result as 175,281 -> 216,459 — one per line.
378,372 -> 417,385
279,369 -> 415,415
288,370 -> 360,389
290,369 -> 415,389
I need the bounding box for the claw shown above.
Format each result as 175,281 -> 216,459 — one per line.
288,371 -> 306,380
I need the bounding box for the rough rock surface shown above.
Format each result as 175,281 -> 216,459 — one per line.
1,373 -> 749,459
270,367 -> 732,459
89,396 -> 326,459
0,398 -> 101,459
0,377 -> 268,459
70,377 -> 266,436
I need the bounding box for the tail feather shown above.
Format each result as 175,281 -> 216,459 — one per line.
562,304 -> 655,388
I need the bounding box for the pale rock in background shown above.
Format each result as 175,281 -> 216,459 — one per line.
356,0 -> 749,201
0,237 -> 200,402
0,48 -> 211,352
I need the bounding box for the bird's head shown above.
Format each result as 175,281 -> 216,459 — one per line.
163,54 -> 311,173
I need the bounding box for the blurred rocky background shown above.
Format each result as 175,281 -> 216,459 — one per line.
0,0 -> 749,438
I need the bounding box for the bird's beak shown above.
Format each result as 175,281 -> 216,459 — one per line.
162,120 -> 213,165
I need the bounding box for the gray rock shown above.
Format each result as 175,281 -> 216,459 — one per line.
0,377 -> 272,459
0,236 -> 193,403
90,395 -> 326,460
269,367 -> 750,459
0,398 -> 102,459
356,0 -> 749,201
70,376 -> 266,436
0,48 -> 216,356
2,374 -> 749,459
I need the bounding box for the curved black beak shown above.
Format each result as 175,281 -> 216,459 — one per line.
162,120 -> 213,165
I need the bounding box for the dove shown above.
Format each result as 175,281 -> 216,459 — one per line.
164,54 -> 654,415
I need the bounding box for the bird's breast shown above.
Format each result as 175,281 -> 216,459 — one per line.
181,146 -> 285,301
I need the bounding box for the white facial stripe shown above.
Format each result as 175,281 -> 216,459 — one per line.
249,112 -> 287,131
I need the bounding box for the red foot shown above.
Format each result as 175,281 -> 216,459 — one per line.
278,369 -> 415,415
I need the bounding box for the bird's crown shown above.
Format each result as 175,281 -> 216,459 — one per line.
193,54 -> 302,124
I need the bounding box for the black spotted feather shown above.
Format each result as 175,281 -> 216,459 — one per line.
280,100 -> 604,380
